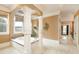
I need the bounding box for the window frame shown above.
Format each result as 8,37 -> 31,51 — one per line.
13,15 -> 24,34
0,15 -> 9,35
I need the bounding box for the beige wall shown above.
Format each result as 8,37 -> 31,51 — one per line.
32,19 -> 38,27
0,35 -> 10,43
42,15 -> 59,40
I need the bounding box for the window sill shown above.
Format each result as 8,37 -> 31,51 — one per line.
13,32 -> 23,34
0,32 -> 9,35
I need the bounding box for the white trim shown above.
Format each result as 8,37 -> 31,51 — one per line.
38,16 -> 43,52
16,12 -> 24,16
58,15 -> 60,43
74,16 -> 79,47
32,16 -> 40,20
13,16 -> 16,34
23,8 -> 32,53
7,14 -> 9,34
43,11 -> 60,18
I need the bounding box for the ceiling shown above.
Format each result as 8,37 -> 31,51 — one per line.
34,4 -> 79,16
0,4 -> 18,12
34,4 -> 62,15
0,4 -> 79,17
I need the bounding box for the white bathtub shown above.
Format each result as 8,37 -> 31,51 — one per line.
12,37 -> 59,47
12,37 -> 39,45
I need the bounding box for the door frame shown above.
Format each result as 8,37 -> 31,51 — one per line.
74,16 -> 79,47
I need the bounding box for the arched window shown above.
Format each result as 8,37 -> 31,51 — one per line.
0,16 -> 9,34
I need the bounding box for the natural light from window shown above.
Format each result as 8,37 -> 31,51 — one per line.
0,16 -> 9,34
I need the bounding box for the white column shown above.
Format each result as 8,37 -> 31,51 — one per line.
58,15 -> 61,44
23,7 -> 32,53
38,16 -> 43,53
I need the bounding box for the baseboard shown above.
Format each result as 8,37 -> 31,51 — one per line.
0,41 -> 11,49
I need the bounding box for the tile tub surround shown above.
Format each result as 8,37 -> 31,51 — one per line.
12,37 -> 39,45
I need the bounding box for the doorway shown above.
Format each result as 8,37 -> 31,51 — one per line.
60,24 -> 69,45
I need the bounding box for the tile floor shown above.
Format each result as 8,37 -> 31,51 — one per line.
0,39 -> 79,54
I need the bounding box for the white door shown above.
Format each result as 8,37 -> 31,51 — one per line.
74,16 -> 79,47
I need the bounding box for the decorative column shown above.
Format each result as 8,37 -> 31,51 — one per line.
58,15 -> 62,44
23,7 -> 32,53
38,16 -> 43,53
